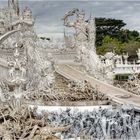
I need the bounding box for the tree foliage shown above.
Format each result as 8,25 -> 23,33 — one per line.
123,41 -> 140,56
95,18 -> 140,46
40,37 -> 50,41
95,18 -> 140,56
96,35 -> 124,55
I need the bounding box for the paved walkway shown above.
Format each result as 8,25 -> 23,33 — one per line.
55,64 -> 140,110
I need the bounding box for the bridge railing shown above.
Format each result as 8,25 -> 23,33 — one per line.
114,64 -> 140,74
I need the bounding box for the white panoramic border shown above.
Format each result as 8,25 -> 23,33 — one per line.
0,0 -> 140,2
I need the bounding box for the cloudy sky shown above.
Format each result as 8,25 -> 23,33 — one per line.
0,0 -> 140,39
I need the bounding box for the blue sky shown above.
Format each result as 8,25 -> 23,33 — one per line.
1,0 -> 140,38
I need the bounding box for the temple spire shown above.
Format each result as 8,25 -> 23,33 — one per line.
89,12 -> 92,20
8,0 -> 19,16
64,27 -> 66,38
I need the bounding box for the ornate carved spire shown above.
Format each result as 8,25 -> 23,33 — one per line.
8,0 -> 19,16
23,6 -> 33,20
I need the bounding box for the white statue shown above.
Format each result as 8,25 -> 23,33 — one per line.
114,55 -> 122,64
8,0 -> 19,16
22,6 -> 34,27
104,52 -> 115,68
8,62 -> 15,78
87,16 -> 96,51
63,9 -> 88,45
123,53 -> 128,65
25,38 -> 35,61
6,43 -> 27,96
63,9 -> 102,76
46,73 -> 55,88
0,20 -> 5,35
38,71 -> 55,91
137,49 -> 140,64
63,9 -> 90,61
38,52 -> 55,91
23,7 -> 32,20
20,62 -> 26,78
63,9 -> 96,50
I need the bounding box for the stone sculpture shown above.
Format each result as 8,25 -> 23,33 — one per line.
8,0 -> 19,16
123,53 -> 129,65
87,16 -> 96,51
6,44 -> 27,97
0,100 -> 72,140
63,9 -> 96,62
117,73 -> 140,95
0,0 -> 52,98
63,9 -> 104,78
137,49 -> 140,63
47,106 -> 140,140
63,9 -> 88,45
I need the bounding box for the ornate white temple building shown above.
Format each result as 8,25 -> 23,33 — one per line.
0,0 -> 140,140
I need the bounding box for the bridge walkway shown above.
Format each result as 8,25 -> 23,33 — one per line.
55,64 -> 140,110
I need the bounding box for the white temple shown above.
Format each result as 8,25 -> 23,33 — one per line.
0,0 -> 140,104
0,0 -> 140,140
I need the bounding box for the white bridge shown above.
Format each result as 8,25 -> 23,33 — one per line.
55,64 -> 140,110
1,48 -> 140,110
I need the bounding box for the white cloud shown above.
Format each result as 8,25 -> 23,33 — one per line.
1,0 -> 140,39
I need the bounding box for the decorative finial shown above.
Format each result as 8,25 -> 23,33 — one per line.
14,43 -> 19,58
89,11 -> 92,20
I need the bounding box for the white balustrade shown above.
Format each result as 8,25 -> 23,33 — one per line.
114,64 -> 140,74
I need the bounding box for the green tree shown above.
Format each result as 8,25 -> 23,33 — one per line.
95,18 -> 140,46
96,18 -> 126,46
96,35 -> 124,55
123,41 -> 140,56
